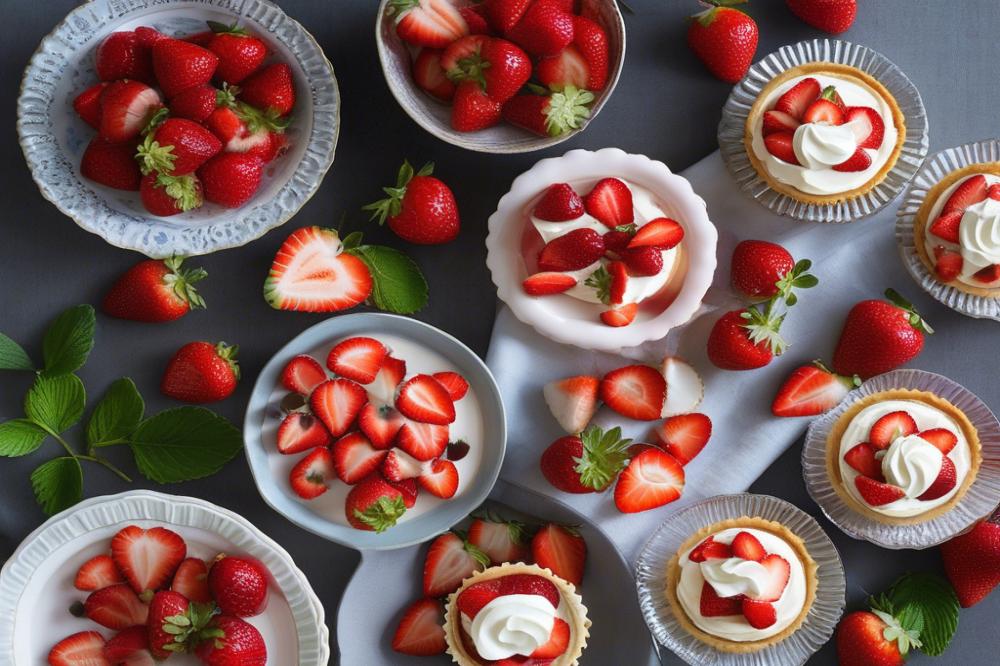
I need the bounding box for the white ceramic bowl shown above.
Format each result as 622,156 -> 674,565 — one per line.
0,490 -> 329,665
17,0 -> 340,258
485,147 -> 718,351
374,0 -> 625,153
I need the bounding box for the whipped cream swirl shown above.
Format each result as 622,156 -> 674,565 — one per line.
700,557 -> 771,599
469,594 -> 557,660
880,435 -> 943,498
959,197 -> 1000,271
793,122 -> 857,169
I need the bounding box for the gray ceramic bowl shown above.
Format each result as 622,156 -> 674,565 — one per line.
243,313 -> 507,551
374,0 -> 626,153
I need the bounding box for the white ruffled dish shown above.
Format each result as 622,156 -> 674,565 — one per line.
896,139 -> 1000,320
485,148 -> 718,352
0,490 -> 329,665
635,493 -> 845,666
17,0 -> 340,258
802,369 -> 1000,549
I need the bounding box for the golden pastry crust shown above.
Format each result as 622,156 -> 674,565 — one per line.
825,389 -> 982,524
743,62 -> 906,205
664,517 -> 819,654
443,562 -> 591,666
913,162 -> 1000,297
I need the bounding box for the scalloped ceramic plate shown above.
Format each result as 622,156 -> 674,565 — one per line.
485,148 -> 718,351
17,0 -> 340,258
0,490 -> 329,665
337,480 -> 658,665
243,313 -> 507,551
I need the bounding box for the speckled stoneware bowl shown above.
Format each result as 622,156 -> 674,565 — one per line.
17,0 -> 339,258
375,0 -> 625,153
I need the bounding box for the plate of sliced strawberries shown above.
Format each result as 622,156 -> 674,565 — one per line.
0,490 -> 329,665
244,313 -> 507,551
17,0 -> 339,257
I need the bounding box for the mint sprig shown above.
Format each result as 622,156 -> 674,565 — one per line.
346,243 -> 429,315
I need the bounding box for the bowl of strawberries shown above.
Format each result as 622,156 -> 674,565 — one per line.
376,0 -> 626,153
17,0 -> 339,257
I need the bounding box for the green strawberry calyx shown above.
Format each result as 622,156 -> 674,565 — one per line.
206,20 -> 250,37
471,509 -> 529,546
353,494 -> 407,533
158,601 -> 219,653
153,174 -> 203,213
543,86 -> 595,137
362,160 -> 434,225
692,0 -> 751,26
885,288 -> 934,335
584,265 -> 613,305
136,133 -> 177,177
574,426 -> 632,491
213,342 -> 241,381
739,299 -> 788,356
811,359 -> 860,389
453,529 -> 492,567
774,259 -> 818,307
162,256 -> 207,310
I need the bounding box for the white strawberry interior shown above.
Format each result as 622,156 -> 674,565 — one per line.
659,356 -> 704,418
923,173 -> 1000,288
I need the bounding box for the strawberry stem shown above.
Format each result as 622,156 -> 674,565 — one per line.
885,288 -> 934,334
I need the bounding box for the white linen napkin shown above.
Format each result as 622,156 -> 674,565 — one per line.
486,150 -> 921,563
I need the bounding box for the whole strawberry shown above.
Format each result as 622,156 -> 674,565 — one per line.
687,0 -> 759,83
146,590 -> 216,659
786,0 -> 856,34
103,256 -> 207,322
832,289 -> 932,379
140,172 -> 204,216
239,63 -> 295,116
363,161 -> 460,244
195,615 -> 267,666
208,556 -> 270,617
540,426 -> 631,494
345,473 -> 407,532
137,116 -> 222,176
205,21 -> 267,84
161,341 -> 240,403
80,137 -> 142,191
501,86 -> 594,137
835,610 -> 906,666
198,152 -> 264,208
152,38 -> 219,98
731,240 -> 802,300
707,307 -> 785,370
940,515 -> 1000,607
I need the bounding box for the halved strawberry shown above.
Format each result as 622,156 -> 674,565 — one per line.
531,618 -> 571,659
534,182 -> 584,221
531,523 -> 586,586
774,77 -> 820,120
49,632 -> 107,666
412,48 -> 456,102
456,577 -> 502,618
649,413 -> 712,465
699,581 -> 742,617
368,355 -> 407,405
382,448 -> 425,482
327,337 -> 388,384
398,420 -> 450,460
391,0 -> 470,49
468,514 -> 528,565
74,82 -> 108,129
628,217 -> 684,249
423,532 -> 488,597
276,412 -> 332,455
919,428 -> 958,454
75,554 -> 124,591
601,303 -> 637,327
499,574 -> 560,605
607,260 -> 628,305
731,531 -> 766,562
688,536 -> 732,562
742,598 -> 777,629
763,132 -> 799,164
397,375 -> 456,425
844,442 -> 884,480
99,80 -> 163,143
392,598 -> 447,656
771,362 -> 855,418
543,375 -> 599,434
599,364 -> 666,421
917,455 -> 956,500
802,98 -> 844,125
833,148 -> 872,172
537,228 -> 605,272
746,554 -> 790,602
358,402 -> 405,448
536,44 -> 589,90
943,174 -> 988,213
761,109 -> 801,136
84,583 -> 149,629
310,378 -> 368,437
523,272 -> 577,295
111,525 -> 186,599
289,447 -> 335,499
854,475 -> 906,506
171,557 -> 211,603
281,355 -> 327,395
332,432 -> 387,484
104,625 -> 154,665
613,448 -> 684,513
432,372 -> 468,402
929,211 -> 963,243
869,411 -> 917,449
263,227 -> 373,313
419,458 -> 459,498
845,106 -> 885,150
583,178 -> 634,228
933,245 -> 963,282
973,264 -> 1000,284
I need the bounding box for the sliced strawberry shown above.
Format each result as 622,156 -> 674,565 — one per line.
943,174 -> 988,213
419,458 -> 459,498
398,420 -> 450,460
392,0 -> 470,49
761,109 -> 801,136
607,260 -> 628,305
844,106 -> 885,150
543,375 -> 599,434
396,374 -> 456,425
763,131 -> 799,165
699,581 -> 742,616
534,182 -> 584,221
99,80 -> 163,143
802,98 -> 844,125
774,77 -> 821,120
49,632 -> 107,666
746,554 -> 790,602
327,337 -> 388,384
854,475 -> 906,506
919,428 -> 958,454
771,363 -> 854,418
531,618 -> 571,659
599,364 -> 666,421
412,48 -> 455,102
331,432 -> 387,484
75,554 -> 124,591
869,410 -> 917,449
613,448 -> 684,513
531,523 -> 587,586
844,442 -> 884,480
423,532 -> 488,597
468,515 -> 528,565
382,448 -> 425,482
688,536 -> 733,563
456,577 -> 502,618
74,82 -> 108,129
368,355 -> 407,405
432,372 -> 468,402
171,557 -> 211,603
103,625 -> 153,665
84,583 -> 149,629
742,598 -> 777,629
933,245 -> 963,282
276,412 -> 332,455
918,455 -> 957,500
110,526 -> 186,599
499,574 -> 560,606
536,44 -> 589,90
523,272 -> 577,295
973,264 -> 1000,284
537,228 -> 606,272
357,402 -> 405,448
627,217 -> 684,250
583,177 -> 634,228
833,147 -> 872,172
929,211 -> 963,243
989,183 -> 1000,200
310,378 -> 368,437
601,303 -> 637,327
729,531 -> 766,562
289,447 -> 335,499
392,598 -> 447,656
649,413 -> 712,465
281,355 -> 327,395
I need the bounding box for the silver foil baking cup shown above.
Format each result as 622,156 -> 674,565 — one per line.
635,493 -> 845,666
718,39 -> 929,223
896,138 -> 1000,320
803,369 -> 1000,550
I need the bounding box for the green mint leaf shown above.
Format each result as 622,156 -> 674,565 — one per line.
87,378 -> 145,448
129,407 -> 242,483
0,333 -> 34,371
42,305 -> 95,377
886,572 -> 959,656
25,374 -> 86,435
348,245 -> 429,314
0,419 -> 48,457
31,456 -> 83,516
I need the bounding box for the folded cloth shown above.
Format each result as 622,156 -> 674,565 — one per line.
486,150 -> 925,562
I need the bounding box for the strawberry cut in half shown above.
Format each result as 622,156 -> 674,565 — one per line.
933,245 -> 964,282
432,371 -> 468,401
392,598 -> 447,656
917,455 -> 956,501
688,536 -> 732,563
742,598 -> 777,629
802,98 -> 844,125
289,447 -> 335,499
583,177 -> 634,228
396,374 -> 456,425
523,272 -> 577,296
171,557 -> 211,603
774,77 -> 821,120
358,402 -> 405,449
943,174 -> 988,213
649,413 -> 712,465
771,362 -> 856,418
419,458 -> 459,498
368,355 -> 407,406
327,336 -> 388,384
84,583 -> 150,629
601,303 -> 637,327
281,355 -> 327,395
310,378 -> 368,438
919,428 -> 958,454
413,48 -> 456,102
930,211 -> 963,244
390,0 -> 470,49
331,432 -> 387,484
845,106 -> 885,150
531,618 -> 571,659
468,514 -> 528,565
699,581 -> 742,617
276,411 -> 332,455
973,264 -> 1000,284
398,420 -> 450,461
731,531 -> 766,562
543,374 -> 599,434
745,554 -> 790,602
48,632 -> 107,666
423,532 -> 488,597
531,523 -> 587,586
868,410 -> 917,449
110,525 -> 186,600
833,147 -> 872,173
844,442 -> 885,481
613,448 -> 685,513
761,109 -> 800,136
854,475 -> 906,506
599,364 -> 666,421
763,132 -> 799,165
75,554 -> 124,592
382,448 -> 425,482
